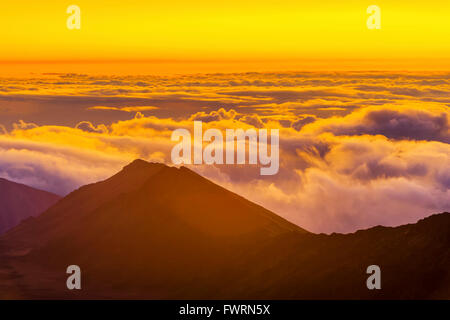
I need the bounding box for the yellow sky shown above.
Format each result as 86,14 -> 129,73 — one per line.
1,0 -> 450,71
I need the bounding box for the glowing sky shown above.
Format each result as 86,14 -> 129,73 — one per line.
1,0 -> 450,71
0,2 -> 449,233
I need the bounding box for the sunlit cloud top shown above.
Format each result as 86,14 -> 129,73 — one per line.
0,71 -> 448,233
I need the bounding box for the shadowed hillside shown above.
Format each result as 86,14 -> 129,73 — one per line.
0,178 -> 60,235
0,160 -> 448,299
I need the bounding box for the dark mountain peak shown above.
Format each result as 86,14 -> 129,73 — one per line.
111,159 -> 173,189
118,159 -> 213,191
0,177 -> 60,201
418,211 -> 450,223
0,178 -> 60,235
0,177 -> 35,189
0,163 -> 449,299
122,159 -> 166,172
3,159 -> 306,246
411,212 -> 450,235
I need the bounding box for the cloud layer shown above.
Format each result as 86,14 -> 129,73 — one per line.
0,72 -> 449,233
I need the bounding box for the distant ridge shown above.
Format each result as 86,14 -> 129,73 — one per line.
0,178 -> 60,235
0,160 -> 448,299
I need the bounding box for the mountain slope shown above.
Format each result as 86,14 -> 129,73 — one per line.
0,178 -> 60,235
0,160 -> 448,299
4,160 -> 304,245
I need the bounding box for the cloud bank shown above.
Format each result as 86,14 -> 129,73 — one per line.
0,72 -> 449,233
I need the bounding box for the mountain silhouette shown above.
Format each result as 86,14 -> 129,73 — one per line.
0,160 -> 448,299
0,178 -> 60,235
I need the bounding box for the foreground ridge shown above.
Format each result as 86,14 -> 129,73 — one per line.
0,160 -> 448,299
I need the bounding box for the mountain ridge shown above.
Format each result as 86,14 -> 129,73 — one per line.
0,159 -> 448,299
0,177 -> 61,235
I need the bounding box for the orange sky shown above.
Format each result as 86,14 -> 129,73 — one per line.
0,1 -> 449,233
1,0 -> 450,73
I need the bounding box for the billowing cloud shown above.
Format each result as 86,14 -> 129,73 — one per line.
291,115 -> 317,131
303,103 -> 449,143
75,121 -> 109,134
189,108 -> 237,122
239,114 -> 265,128
0,124 -> 8,135
13,120 -> 38,130
0,72 -> 449,233
0,135 -> 128,195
